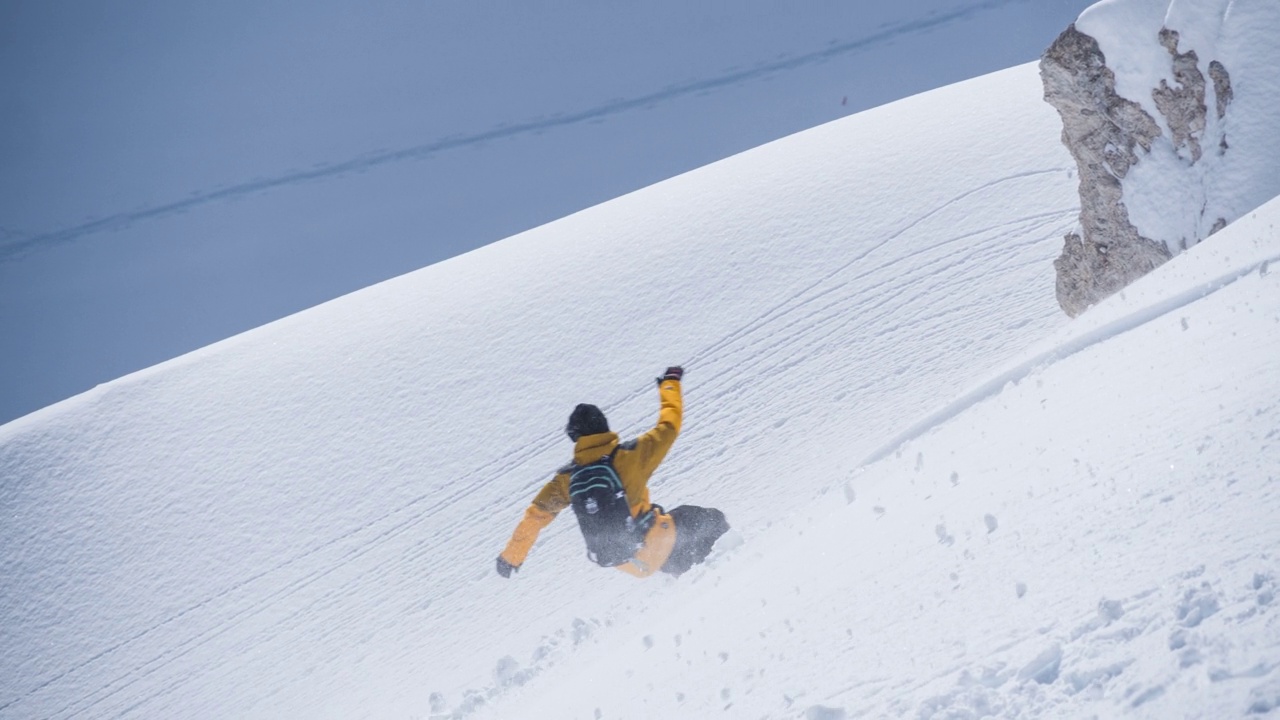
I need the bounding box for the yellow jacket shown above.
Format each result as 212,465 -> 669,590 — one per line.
500,379 -> 682,578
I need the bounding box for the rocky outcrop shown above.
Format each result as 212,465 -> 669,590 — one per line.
1040,26 -> 1172,317
1208,60 -> 1233,125
1152,29 -> 1208,162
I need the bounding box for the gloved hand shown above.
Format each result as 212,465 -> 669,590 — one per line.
495,556 -> 519,578
657,366 -> 684,385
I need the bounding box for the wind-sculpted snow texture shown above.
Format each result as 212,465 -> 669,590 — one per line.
0,62 -> 1081,720
493,198 -> 1280,720
1041,0 -> 1280,316
1,53 -> 1278,720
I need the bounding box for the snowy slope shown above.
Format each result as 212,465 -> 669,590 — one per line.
2,62 -> 1080,719
498,192 -> 1280,720
2,22 -> 1278,720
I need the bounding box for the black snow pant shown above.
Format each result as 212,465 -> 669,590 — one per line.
659,505 -> 730,577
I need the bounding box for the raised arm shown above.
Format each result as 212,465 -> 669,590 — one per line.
496,473 -> 570,576
629,367 -> 684,479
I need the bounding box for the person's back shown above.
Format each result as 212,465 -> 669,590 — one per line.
495,366 -> 729,579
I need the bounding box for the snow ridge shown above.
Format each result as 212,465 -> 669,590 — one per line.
866,229 -> 1280,466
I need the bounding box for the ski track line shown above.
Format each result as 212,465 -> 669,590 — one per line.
42,434 -> 573,720
450,226 -> 1070,607
712,212 -> 1075,362
37,380 -> 669,719
691,176 -> 1070,371
97,443 -> 607,720
649,213 -> 1073,491
701,252 -> 1048,427
13,168 -> 1067,719
55,483 -> 508,720
19,423 -> 560,711
682,252 -> 1065,507
115,381 -> 650,707
17,202 -> 1062,715
0,0 -> 1031,263
862,252 -> 1280,467
100,493 -> 614,719
87,501 -> 501,720
661,209 -> 1071,496
58,257 -> 877,718
336,210 -> 1076,593
12,426 -> 567,718
704,251 -> 1055,398
685,168 -> 1071,370
851,209 -> 1076,287
680,212 -> 1074,412
17,174 -> 1068,713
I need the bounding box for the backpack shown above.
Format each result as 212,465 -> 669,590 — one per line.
568,450 -> 654,566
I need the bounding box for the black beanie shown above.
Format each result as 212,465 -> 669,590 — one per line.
566,403 -> 609,441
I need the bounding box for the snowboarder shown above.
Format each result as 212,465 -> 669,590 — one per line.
495,366 -> 729,579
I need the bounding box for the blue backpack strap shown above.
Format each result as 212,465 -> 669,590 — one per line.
568,448 -> 649,566
567,448 -> 622,497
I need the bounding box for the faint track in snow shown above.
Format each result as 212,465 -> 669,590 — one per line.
577,203 -> 1061,470
682,212 -> 1075,435
669,171 -> 1075,443
0,0 -> 1033,263
20,426 -> 570,719
42,408 -> 625,717
8,165 -> 1074,720
681,168 -> 1071,372
222,181 -> 1090,707
861,251 -> 1280,466
698,209 -> 1074,361
49,189 -> 1075,720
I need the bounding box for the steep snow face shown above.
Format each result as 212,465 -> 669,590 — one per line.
0,63 -> 1082,720
1,46 -> 1277,718
1041,0 -> 1280,315
497,195 -> 1280,720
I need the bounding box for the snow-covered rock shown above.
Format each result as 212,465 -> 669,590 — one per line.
1040,0 -> 1280,316
1041,25 -> 1171,318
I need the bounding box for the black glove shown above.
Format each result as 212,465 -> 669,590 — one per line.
657,366 -> 684,385
495,556 -> 518,579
